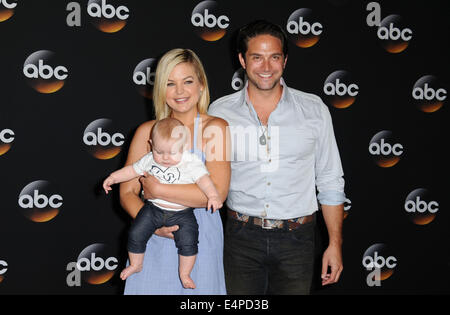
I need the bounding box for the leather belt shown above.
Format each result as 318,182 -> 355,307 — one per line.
227,209 -> 314,231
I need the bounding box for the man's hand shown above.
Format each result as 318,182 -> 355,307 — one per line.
321,244 -> 343,286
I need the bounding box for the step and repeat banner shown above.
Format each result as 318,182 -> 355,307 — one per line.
0,0 -> 448,294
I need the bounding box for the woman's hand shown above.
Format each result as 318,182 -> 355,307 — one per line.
154,225 -> 180,240
139,172 -> 161,200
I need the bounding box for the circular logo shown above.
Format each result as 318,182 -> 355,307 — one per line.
376,14 -> 412,53
18,180 -> 63,223
0,259 -> 7,283
87,0 -> 130,33
23,50 -> 68,94
368,130 -> 404,168
0,128 -> 14,156
76,243 -> 119,285
362,243 -> 397,282
191,0 -> 230,42
133,58 -> 157,99
412,75 -> 446,113
0,0 -> 17,22
343,197 -> 351,219
404,188 -> 439,225
83,118 -> 125,160
286,8 -> 323,48
323,70 -> 359,109
231,68 -> 246,91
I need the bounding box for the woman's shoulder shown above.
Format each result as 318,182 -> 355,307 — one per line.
129,120 -> 156,153
202,114 -> 228,129
135,119 -> 156,135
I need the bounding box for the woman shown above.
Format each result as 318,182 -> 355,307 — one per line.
119,48 -> 230,294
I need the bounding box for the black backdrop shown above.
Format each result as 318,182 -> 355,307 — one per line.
0,0 -> 448,295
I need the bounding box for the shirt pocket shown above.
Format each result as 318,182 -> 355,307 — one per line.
275,128 -> 316,163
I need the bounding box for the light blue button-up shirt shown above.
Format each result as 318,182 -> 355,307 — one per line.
208,79 -> 345,219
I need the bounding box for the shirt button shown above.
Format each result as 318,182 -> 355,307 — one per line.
265,204 -> 269,208
267,182 -> 271,186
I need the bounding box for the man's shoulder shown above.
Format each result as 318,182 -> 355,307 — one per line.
287,86 -> 324,107
208,90 -> 242,114
286,86 -> 330,118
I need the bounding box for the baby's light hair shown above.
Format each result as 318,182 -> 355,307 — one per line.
150,117 -> 187,146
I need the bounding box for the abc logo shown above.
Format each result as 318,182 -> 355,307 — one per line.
362,243 -> 397,283
343,198 -> 351,219
23,50 -> 68,94
0,259 -> 7,280
231,68 -> 246,91
377,15 -> 412,53
18,180 -> 63,223
368,130 -> 404,167
404,188 -> 439,225
286,8 -> 323,48
83,118 -> 125,160
87,0 -> 129,33
76,243 -> 118,285
191,0 -> 230,41
323,70 -> 359,109
0,259 -> 7,283
0,0 -> 16,22
412,75 -> 446,113
0,128 -> 14,156
133,58 -> 158,99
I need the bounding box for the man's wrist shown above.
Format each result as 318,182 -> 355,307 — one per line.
328,238 -> 343,247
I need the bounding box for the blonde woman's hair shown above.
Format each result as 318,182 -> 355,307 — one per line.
153,48 -> 210,120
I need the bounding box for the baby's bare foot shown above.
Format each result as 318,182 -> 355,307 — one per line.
120,264 -> 142,280
180,274 -> 196,289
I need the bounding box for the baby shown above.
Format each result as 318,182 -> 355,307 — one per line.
103,117 -> 222,289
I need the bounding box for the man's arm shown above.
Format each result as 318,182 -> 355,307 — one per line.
320,203 -> 344,286
314,101 -> 346,286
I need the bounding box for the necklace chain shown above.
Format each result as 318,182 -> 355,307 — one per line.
257,115 -> 269,147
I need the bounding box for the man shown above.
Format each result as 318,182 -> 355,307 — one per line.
208,20 -> 345,295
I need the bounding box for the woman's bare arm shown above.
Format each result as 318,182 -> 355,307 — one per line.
119,120 -> 155,219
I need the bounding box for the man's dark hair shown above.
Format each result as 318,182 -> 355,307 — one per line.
236,20 -> 288,58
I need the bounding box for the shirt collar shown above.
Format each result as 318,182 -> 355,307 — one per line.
241,77 -> 290,109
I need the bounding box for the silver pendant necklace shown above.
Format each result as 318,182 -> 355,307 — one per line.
259,133 -> 266,145
257,116 -> 268,145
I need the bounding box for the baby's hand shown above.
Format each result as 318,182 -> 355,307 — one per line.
207,196 -> 223,213
103,176 -> 115,194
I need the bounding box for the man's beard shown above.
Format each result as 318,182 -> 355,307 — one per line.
247,76 -> 280,91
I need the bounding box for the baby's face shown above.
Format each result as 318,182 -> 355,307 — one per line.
151,136 -> 184,167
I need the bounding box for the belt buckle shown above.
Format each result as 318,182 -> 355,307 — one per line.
261,218 -> 275,229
